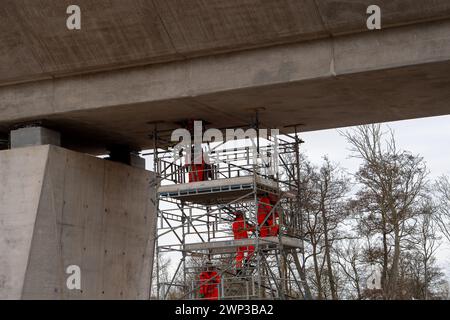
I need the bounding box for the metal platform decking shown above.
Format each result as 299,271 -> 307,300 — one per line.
184,236 -> 303,253
158,175 -> 278,204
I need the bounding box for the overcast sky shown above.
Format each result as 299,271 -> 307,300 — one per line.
300,114 -> 450,281
301,115 -> 450,180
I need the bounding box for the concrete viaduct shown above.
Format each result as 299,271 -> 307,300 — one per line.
1,0 -> 450,299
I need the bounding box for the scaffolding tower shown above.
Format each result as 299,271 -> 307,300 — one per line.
148,123 -> 308,300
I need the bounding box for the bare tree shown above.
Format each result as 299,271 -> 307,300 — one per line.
335,239 -> 367,299
435,175 -> 450,242
342,124 -> 427,299
318,157 -> 350,299
396,247 -> 447,300
298,157 -> 350,299
151,255 -> 172,299
409,199 -> 441,299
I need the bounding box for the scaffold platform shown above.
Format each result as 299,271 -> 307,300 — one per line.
184,236 -> 303,253
158,175 -> 278,204
151,127 -> 307,300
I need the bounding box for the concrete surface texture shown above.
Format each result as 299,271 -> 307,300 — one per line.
1,1 -> 450,152
2,0 -> 450,85
0,145 -> 157,299
10,126 -> 61,149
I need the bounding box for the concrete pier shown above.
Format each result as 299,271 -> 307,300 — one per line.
0,145 -> 156,299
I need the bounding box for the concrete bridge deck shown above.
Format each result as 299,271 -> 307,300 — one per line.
1,1 -> 450,152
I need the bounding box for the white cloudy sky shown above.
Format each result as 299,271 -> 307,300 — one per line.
301,115 -> 450,180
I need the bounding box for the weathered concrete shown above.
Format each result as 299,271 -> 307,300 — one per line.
2,1 -> 450,87
0,146 -> 48,299
0,145 -> 157,299
10,126 -> 61,148
129,154 -> 146,170
1,19 -> 450,152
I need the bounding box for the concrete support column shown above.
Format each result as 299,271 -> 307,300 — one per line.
10,126 -> 61,149
0,145 -> 157,299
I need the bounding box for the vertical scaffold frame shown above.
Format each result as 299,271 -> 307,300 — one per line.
146,122 -> 309,300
